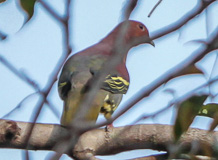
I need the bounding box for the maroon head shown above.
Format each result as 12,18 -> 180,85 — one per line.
113,20 -> 155,48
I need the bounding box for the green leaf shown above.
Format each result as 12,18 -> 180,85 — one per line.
174,95 -> 208,141
198,103 -> 218,118
179,64 -> 203,76
19,0 -> 36,23
198,103 -> 218,131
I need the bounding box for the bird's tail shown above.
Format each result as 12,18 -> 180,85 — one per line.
61,90 -> 103,127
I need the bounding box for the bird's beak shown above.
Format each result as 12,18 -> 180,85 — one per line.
149,40 -> 155,47
143,37 -> 155,47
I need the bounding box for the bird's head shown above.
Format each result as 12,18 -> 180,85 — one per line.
115,20 -> 155,48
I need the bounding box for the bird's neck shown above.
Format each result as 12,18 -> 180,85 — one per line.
99,32 -> 131,63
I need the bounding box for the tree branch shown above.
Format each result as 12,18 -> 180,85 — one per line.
122,0 -> 138,20
0,30 -> 7,40
0,119 -> 217,159
38,0 -> 64,24
151,0 -> 216,40
24,0 -> 73,152
148,0 -> 163,18
129,153 -> 168,160
0,55 -> 40,91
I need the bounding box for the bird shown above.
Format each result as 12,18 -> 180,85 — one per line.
58,20 -> 154,127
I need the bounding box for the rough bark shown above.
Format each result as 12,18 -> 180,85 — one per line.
0,119 -> 217,159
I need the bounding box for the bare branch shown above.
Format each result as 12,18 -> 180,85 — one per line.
0,55 -> 40,91
38,0 -> 64,24
148,0 -> 163,18
0,56 -> 59,119
136,76 -> 218,123
0,120 -> 217,159
122,0 -> 138,20
152,0 -> 216,40
0,30 -> 7,40
2,93 -> 37,119
23,150 -> 30,160
208,52 -> 218,99
23,0 -> 73,155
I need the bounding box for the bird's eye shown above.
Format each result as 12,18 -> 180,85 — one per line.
138,24 -> 145,31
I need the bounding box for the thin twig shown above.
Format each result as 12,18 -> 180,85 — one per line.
22,150 -> 29,160
2,91 -> 60,119
23,0 -> 72,157
24,46 -> 70,145
148,0 -> 163,17
0,55 -> 40,91
45,100 -> 60,119
135,76 -> 218,123
208,52 -> 218,99
0,30 -> 7,40
152,0 -> 215,40
205,4 -> 217,100
38,0 -> 64,24
205,8 -> 210,37
2,93 -> 37,119
0,56 -> 59,119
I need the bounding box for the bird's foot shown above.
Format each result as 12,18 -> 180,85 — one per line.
105,123 -> 114,132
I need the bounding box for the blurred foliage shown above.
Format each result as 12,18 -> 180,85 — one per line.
19,0 -> 36,23
179,64 -> 204,76
174,95 -> 208,141
198,103 -> 218,118
0,0 -> 36,31
0,0 -> 6,3
198,103 -> 218,131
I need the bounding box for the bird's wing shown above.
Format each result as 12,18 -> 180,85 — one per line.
101,74 -> 129,94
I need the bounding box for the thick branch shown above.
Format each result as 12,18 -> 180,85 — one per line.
0,119 -> 217,159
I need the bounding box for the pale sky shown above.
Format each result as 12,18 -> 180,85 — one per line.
0,0 -> 217,159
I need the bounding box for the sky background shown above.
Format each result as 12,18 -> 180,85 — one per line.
0,0 -> 218,159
